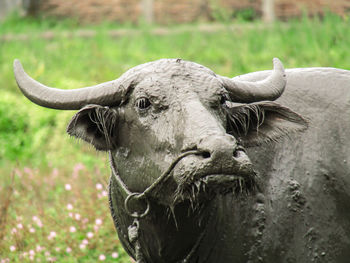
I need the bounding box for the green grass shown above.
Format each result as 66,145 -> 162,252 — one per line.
0,164 -> 132,262
1,13 -> 350,262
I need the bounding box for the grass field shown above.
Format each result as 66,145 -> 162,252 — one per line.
1,13 -> 350,262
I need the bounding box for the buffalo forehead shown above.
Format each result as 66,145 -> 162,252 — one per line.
122,58 -> 217,78
129,60 -> 223,103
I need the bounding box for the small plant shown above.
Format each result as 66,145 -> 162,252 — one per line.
234,8 -> 257,22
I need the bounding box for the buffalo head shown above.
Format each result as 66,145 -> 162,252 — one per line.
14,58 -> 307,207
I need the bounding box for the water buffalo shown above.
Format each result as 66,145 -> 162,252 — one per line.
14,58 -> 350,263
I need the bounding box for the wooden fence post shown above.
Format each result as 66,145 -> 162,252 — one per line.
262,0 -> 275,23
0,0 -> 23,20
141,0 -> 154,24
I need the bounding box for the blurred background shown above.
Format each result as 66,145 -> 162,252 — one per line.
1,0 -> 349,262
2,0 -> 350,23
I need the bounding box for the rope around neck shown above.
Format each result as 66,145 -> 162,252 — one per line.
109,150 -> 201,218
108,150 -> 203,263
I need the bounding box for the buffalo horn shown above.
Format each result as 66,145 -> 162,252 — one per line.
221,58 -> 286,103
13,59 -> 126,110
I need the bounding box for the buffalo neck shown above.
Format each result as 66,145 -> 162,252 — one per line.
109,166 -> 263,263
108,171 -> 219,262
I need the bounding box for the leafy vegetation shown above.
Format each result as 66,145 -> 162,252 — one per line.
0,13 -> 349,262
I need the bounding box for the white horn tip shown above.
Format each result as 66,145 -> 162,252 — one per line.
13,59 -> 23,73
273,58 -> 284,72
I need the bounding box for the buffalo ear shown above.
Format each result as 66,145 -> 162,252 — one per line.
67,104 -> 118,151
225,101 -> 308,147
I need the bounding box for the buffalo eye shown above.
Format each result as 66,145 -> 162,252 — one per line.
136,97 -> 151,110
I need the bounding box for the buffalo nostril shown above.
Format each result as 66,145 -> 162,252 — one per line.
201,151 -> 211,159
233,147 -> 246,158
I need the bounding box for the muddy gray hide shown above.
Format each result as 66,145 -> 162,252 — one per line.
14,59 -> 350,263
109,67 -> 350,263
231,68 -> 350,263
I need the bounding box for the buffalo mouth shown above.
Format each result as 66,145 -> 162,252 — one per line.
169,149 -> 258,206
173,171 -> 257,206
198,172 -> 257,195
